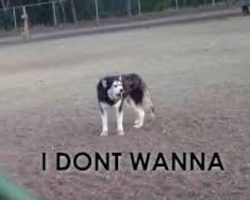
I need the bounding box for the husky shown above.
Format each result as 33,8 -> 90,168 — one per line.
97,73 -> 155,136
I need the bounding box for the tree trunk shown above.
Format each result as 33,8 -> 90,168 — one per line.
6,0 -> 10,7
70,0 -> 78,23
1,0 -> 6,9
59,1 -> 67,23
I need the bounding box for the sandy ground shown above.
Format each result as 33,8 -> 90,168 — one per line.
0,15 -> 250,200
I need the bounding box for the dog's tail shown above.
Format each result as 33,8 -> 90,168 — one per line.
143,85 -> 155,118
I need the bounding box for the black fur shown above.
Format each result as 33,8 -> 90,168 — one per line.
122,73 -> 145,105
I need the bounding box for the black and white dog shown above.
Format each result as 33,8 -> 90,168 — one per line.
97,73 -> 155,136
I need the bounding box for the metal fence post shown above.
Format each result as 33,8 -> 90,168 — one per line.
137,0 -> 142,16
94,0 -> 99,21
127,0 -> 132,16
12,7 -> 17,31
52,1 -> 58,26
21,6 -> 30,39
175,0 -> 179,10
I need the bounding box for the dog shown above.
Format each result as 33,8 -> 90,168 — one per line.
97,73 -> 155,136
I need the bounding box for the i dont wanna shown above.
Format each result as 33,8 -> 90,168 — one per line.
43,152 -> 224,171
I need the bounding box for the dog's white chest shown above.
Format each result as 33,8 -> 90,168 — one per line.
100,99 -> 122,109
113,100 -> 122,108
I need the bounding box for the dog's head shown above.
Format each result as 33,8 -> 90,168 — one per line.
101,75 -> 124,101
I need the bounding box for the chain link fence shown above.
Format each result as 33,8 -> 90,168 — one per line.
0,0 -> 238,32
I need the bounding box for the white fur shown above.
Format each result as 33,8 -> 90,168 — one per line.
100,100 -> 124,136
116,108 -> 124,135
107,80 -> 123,101
100,103 -> 108,136
125,97 -> 145,128
133,107 -> 145,128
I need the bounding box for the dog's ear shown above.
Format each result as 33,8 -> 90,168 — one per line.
119,75 -> 122,82
101,79 -> 108,88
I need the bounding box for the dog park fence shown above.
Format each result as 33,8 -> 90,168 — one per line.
0,0 -> 237,32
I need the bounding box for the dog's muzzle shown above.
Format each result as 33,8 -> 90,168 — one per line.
117,89 -> 124,98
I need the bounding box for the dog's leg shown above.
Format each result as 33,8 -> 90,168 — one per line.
100,104 -> 108,136
133,106 -> 145,129
125,97 -> 140,126
100,110 -> 108,136
116,108 -> 124,136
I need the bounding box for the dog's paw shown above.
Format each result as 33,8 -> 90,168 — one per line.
150,113 -> 156,120
100,131 -> 108,136
118,130 -> 125,136
133,123 -> 143,129
133,119 -> 139,125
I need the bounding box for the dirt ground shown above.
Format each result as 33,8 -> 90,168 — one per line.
0,15 -> 250,200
